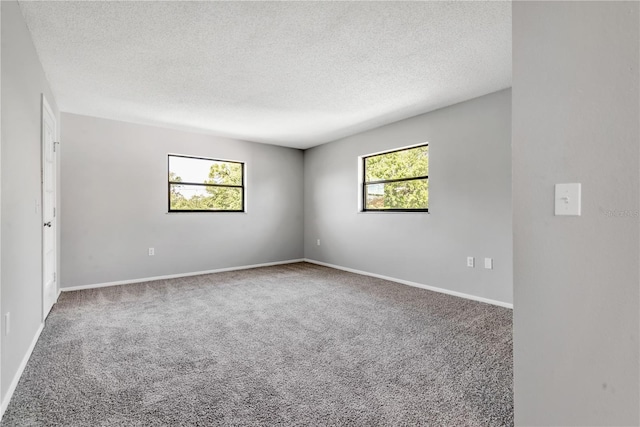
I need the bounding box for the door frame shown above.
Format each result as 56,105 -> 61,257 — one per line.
41,95 -> 58,321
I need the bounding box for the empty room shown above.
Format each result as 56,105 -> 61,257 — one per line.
1,1 -> 639,426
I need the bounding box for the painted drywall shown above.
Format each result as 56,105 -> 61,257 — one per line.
513,2 -> 640,425
60,114 -> 304,288
0,0 -> 3,402
0,0 -> 60,402
304,89 -> 512,305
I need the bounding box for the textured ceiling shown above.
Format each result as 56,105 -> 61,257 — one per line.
19,1 -> 511,149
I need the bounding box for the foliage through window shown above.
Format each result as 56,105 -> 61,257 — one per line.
362,144 -> 428,212
168,155 -> 244,212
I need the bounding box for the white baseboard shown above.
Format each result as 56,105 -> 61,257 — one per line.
1,322 -> 44,419
303,258 -> 513,309
62,258 -> 513,309
61,259 -> 306,292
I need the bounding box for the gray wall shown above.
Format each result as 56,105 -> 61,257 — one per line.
0,0 -> 60,401
513,2 -> 640,425
304,89 -> 512,305
60,114 -> 304,288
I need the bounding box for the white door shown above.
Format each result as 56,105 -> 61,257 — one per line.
42,95 -> 58,320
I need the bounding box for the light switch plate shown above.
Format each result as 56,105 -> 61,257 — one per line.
484,258 -> 493,270
555,183 -> 581,216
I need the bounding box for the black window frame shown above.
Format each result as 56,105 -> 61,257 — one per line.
361,144 -> 429,213
168,154 -> 245,213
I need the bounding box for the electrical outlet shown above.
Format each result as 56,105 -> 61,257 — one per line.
5,312 -> 10,335
484,258 -> 493,270
317,239 -> 320,246
148,248 -> 155,256
467,257 -> 475,268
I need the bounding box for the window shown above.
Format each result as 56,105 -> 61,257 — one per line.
362,144 -> 429,212
168,154 -> 245,212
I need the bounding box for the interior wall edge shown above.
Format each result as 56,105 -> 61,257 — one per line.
1,0 -> 60,406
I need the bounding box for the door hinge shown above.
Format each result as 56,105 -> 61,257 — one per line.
53,272 -> 56,282
53,207 -> 56,217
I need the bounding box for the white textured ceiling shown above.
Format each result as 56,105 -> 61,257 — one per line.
19,1 -> 511,149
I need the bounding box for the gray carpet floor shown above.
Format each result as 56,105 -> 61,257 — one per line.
1,262 -> 512,426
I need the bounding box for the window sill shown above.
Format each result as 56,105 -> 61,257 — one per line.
166,211 -> 247,215
358,210 -> 429,214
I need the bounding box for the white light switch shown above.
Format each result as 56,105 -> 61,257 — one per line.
555,183 -> 581,216
484,258 -> 493,270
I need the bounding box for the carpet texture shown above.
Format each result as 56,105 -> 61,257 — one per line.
2,263 -> 513,426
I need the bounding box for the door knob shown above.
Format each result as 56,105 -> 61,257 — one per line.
44,222 -> 52,227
